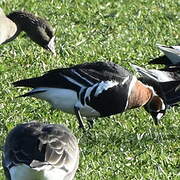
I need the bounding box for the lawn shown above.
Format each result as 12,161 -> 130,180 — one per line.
0,0 -> 179,179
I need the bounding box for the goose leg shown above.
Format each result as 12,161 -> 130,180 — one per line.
87,118 -> 94,129
74,106 -> 85,130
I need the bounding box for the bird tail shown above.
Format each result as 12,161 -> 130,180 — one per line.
17,90 -> 47,97
12,77 -> 41,88
148,56 -> 171,65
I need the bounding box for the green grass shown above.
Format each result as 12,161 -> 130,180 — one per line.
0,0 -> 180,179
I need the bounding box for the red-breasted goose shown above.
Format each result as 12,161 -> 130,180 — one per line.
13,61 -> 168,128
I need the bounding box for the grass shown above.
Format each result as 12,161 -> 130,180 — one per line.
0,0 -> 179,179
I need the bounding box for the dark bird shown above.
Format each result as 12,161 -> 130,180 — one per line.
13,61 -> 168,128
132,64 -> 180,108
2,121 -> 79,180
0,9 -> 55,54
149,44 -> 180,66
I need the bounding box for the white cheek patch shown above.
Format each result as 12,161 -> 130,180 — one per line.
158,98 -> 166,111
157,112 -> 164,120
161,101 -> 166,110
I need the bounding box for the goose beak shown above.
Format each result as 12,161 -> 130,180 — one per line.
47,36 -> 56,55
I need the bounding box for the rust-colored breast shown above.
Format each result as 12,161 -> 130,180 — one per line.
127,80 -> 153,109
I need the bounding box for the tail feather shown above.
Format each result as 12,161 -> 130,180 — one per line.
13,77 -> 42,88
157,44 -> 180,65
148,56 -> 172,65
17,90 -> 47,97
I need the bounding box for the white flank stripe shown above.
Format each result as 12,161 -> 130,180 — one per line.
84,84 -> 98,103
71,69 -> 94,85
63,75 -> 86,88
94,81 -> 119,97
121,76 -> 129,85
30,87 -> 78,114
125,76 -> 137,109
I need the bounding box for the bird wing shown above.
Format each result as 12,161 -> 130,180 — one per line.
131,64 -> 180,106
13,61 -> 132,91
148,45 -> 180,66
148,55 -> 172,66
3,123 -> 79,173
131,64 -> 159,81
30,124 -> 79,172
157,44 -> 180,65
131,64 -> 180,82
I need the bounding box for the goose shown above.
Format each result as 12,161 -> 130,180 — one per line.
0,8 -> 17,44
12,61 -> 169,127
2,121 -> 79,180
0,9 -> 55,54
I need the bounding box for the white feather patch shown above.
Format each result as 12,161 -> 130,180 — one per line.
9,164 -> 72,180
62,75 -> 86,88
94,81 -> 119,97
71,69 -> 93,85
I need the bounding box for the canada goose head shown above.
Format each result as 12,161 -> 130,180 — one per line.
7,11 -> 56,54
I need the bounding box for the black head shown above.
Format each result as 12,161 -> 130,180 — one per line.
144,95 -> 167,125
138,76 -> 168,124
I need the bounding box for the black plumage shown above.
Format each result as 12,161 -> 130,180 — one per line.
3,10 -> 56,54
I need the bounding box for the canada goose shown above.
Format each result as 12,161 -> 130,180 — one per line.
0,9 -> 55,54
2,121 -> 79,180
